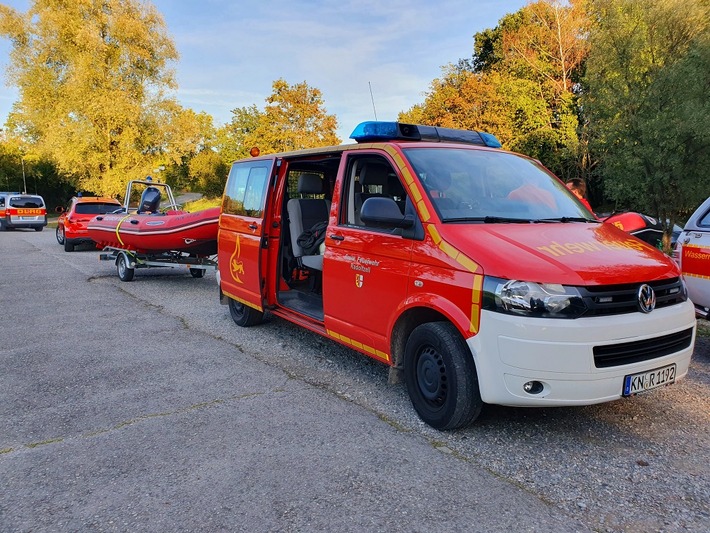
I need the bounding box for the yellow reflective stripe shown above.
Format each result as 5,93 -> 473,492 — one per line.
470,274 -> 483,334
327,330 -> 390,363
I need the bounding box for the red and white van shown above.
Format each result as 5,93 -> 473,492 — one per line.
0,192 -> 47,231
216,121 -> 696,430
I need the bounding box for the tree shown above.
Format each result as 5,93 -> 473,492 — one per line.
399,1 -> 589,180
217,79 -> 340,162
216,104 -> 263,164
583,0 -> 710,248
0,0 -> 189,197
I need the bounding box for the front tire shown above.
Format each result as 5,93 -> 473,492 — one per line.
228,297 -> 264,327
404,322 -> 482,430
116,253 -> 135,282
56,225 -> 65,245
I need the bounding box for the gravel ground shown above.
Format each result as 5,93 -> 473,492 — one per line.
96,266 -> 710,533
4,230 -> 709,532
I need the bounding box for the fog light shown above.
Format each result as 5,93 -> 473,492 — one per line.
523,381 -> 544,395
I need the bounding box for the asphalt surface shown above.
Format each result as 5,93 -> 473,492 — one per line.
1,228 -> 709,532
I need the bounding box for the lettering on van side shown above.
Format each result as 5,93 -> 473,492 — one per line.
537,238 -> 646,258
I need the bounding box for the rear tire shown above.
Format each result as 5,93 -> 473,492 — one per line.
56,225 -> 65,245
404,322 -> 482,430
117,253 -> 135,282
190,268 -> 205,278
228,297 -> 264,327
35,226 -> 43,232
64,239 -> 74,252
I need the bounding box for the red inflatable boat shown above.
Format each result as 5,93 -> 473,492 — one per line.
87,178 -> 220,256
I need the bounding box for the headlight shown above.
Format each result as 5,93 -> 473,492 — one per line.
483,277 -> 587,318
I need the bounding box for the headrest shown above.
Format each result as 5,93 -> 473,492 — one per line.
297,173 -> 324,195
426,172 -> 452,192
360,163 -> 390,187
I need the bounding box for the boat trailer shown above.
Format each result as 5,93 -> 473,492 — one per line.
99,246 -> 218,282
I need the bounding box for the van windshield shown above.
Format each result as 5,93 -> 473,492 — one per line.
402,147 -> 594,223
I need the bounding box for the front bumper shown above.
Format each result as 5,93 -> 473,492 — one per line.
469,301 -> 696,406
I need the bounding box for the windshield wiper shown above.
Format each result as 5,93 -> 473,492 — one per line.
533,217 -> 599,223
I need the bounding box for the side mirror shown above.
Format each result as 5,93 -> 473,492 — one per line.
360,197 -> 414,229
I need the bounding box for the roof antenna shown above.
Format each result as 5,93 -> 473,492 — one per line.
368,82 -> 378,121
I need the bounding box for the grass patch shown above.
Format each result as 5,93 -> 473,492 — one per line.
182,197 -> 221,212
697,319 -> 710,338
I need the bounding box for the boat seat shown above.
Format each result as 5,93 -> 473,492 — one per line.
287,173 -> 329,271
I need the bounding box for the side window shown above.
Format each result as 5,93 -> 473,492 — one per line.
698,210 -> 710,227
223,161 -> 270,217
343,156 -> 408,229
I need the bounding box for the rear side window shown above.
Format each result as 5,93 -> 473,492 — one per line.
75,202 -> 120,215
9,196 -> 44,208
697,208 -> 710,227
223,161 -> 270,217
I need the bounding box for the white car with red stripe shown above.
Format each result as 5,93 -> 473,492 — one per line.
674,196 -> 710,318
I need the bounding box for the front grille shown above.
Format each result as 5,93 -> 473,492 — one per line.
593,327 -> 693,368
579,277 -> 686,316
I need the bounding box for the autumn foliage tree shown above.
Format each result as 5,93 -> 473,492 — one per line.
400,1 -> 589,181
0,0 -> 199,197
218,79 -> 340,161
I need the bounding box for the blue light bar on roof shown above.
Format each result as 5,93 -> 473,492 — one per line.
349,121 -> 501,148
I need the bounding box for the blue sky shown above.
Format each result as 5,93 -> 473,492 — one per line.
0,0 -> 529,141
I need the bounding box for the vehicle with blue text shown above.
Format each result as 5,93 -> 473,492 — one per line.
216,121 -> 696,430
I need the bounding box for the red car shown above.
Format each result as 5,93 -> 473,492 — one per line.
56,195 -> 122,251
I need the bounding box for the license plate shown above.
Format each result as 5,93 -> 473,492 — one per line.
623,363 -> 676,396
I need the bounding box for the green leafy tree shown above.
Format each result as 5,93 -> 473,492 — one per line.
216,104 -> 263,164
188,150 -> 228,198
583,0 -> 710,248
0,0 -> 189,197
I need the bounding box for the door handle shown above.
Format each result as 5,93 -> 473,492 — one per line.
248,223 -> 258,230
329,234 -> 344,241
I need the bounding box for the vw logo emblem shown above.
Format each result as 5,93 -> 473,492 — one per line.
637,284 -> 656,313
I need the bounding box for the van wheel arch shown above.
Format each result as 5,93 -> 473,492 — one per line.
389,307 -> 449,382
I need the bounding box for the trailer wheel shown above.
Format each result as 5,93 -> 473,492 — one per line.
404,322 -> 482,430
228,297 -> 264,327
190,268 -> 205,278
117,253 -> 135,282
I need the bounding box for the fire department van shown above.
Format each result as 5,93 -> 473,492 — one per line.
216,121 -> 696,430
0,192 -> 47,231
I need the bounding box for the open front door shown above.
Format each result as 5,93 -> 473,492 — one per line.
218,158 -> 276,311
